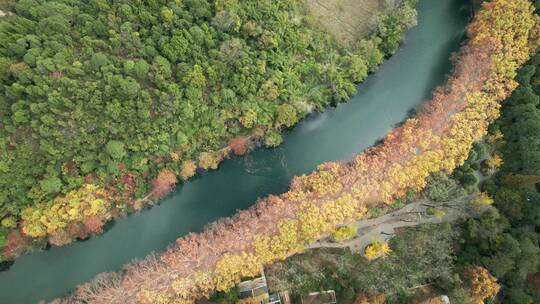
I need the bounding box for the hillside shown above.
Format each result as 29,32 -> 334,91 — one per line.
0,0 -> 418,260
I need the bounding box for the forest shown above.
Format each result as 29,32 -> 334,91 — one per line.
0,0 -> 418,260
57,0 -> 538,303
454,50 -> 540,304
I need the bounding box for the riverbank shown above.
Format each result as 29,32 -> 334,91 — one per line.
59,1 -> 537,303
0,0 -> 419,262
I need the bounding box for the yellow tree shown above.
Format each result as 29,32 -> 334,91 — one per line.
472,192 -> 494,206
364,242 -> 391,261
198,152 -> 220,170
485,153 -> 503,170
463,266 -> 501,304
332,225 -> 358,242
180,160 -> 197,180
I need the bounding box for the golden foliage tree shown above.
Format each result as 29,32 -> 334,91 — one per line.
198,152 -> 220,170
463,266 -> 501,304
364,242 -> 391,261
21,184 -> 113,241
472,192 -> 494,206
332,225 -> 358,242
180,160 -> 197,180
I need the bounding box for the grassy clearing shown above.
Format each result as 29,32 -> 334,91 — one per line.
303,0 -> 382,46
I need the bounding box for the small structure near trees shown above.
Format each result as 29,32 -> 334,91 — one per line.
238,275 -> 270,304
238,270 -> 289,304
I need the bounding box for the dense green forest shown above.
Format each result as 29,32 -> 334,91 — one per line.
0,0 -> 418,259
454,52 -> 540,304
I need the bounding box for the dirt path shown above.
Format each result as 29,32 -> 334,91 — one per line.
307,195 -> 476,253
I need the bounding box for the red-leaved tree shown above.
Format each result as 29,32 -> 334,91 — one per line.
152,169 -> 178,199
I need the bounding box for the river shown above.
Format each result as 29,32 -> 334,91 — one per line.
0,0 -> 469,302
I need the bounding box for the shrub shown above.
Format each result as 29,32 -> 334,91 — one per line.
471,192 -> 494,207
364,242 -> 391,260
332,225 -> 358,242
424,173 -> 465,202
461,173 -> 479,188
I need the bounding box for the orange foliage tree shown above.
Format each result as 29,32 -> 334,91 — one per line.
228,137 -> 249,156
152,169 -> 178,199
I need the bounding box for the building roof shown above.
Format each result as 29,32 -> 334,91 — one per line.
238,274 -> 270,304
239,276 -> 268,293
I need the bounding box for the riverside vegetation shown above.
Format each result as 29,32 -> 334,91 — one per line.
57,0 -> 538,303
264,50 -> 540,304
0,0 -> 418,260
